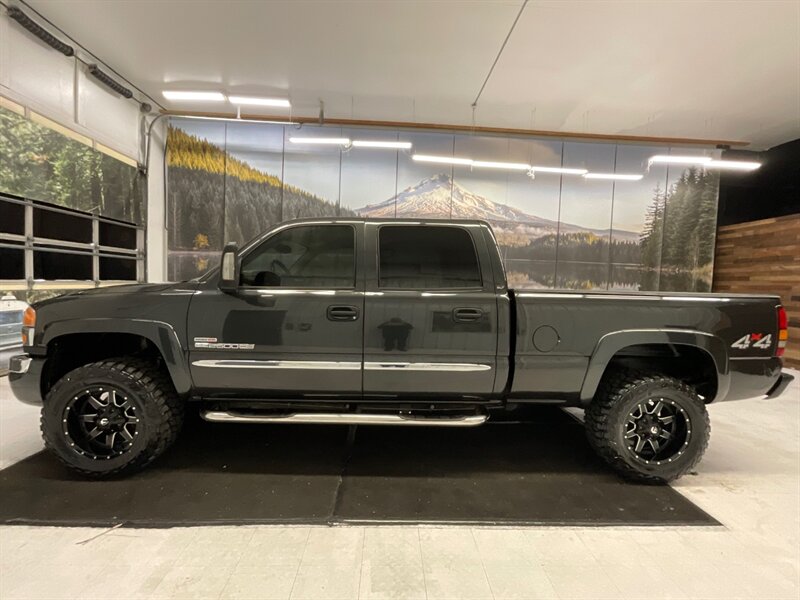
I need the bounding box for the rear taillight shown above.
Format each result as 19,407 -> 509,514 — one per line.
777,306 -> 788,357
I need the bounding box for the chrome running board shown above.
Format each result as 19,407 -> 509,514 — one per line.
201,410 -> 487,427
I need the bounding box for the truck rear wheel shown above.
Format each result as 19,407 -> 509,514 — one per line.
585,371 -> 710,484
41,358 -> 184,478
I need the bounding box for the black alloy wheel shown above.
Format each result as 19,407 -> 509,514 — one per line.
63,387 -> 139,460
585,371 -> 710,484
623,397 -> 691,465
41,358 -> 184,478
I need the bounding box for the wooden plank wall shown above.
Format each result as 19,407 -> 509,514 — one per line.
713,213 -> 800,368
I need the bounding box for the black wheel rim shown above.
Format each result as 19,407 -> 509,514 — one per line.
624,398 -> 691,465
63,387 -> 139,460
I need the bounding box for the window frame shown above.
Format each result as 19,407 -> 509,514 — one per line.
376,224 -> 484,291
0,193 -> 143,286
239,223 -> 358,290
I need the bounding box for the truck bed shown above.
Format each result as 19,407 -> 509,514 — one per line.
509,289 -> 783,404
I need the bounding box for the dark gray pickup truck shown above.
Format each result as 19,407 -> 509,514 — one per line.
9,218 -> 793,482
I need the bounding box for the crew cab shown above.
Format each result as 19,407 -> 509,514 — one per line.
9,219 -> 793,482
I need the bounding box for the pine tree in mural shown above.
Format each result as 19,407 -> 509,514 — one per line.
640,185 -> 664,270
697,175 -> 719,267
639,168 -> 719,291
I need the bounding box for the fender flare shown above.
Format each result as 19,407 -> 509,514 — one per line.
42,318 -> 192,395
579,328 -> 730,404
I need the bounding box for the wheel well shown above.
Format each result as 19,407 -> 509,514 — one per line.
42,333 -> 165,397
600,343 -> 719,402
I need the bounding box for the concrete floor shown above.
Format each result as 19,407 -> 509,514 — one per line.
0,372 -> 798,600
0,374 -> 41,470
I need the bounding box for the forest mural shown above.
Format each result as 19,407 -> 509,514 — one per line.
0,105 -> 144,225
167,117 -> 720,290
639,171 -> 719,289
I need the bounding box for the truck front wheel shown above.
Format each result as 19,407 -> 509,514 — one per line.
41,358 -> 184,478
585,372 -> 710,484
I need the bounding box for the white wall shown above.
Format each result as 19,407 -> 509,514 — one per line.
0,9 -> 142,162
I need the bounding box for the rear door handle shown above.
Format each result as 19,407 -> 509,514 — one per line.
327,305 -> 359,321
453,307 -> 483,322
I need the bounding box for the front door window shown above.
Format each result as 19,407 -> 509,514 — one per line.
240,224 -> 355,288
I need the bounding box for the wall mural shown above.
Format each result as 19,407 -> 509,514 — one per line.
167,117 -> 720,291
0,106 -> 145,225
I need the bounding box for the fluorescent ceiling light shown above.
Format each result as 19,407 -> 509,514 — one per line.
228,96 -> 291,108
162,90 -> 225,101
412,154 -> 473,165
289,137 -> 350,145
177,115 -> 297,125
706,160 -> 761,171
584,173 -> 643,181
351,140 -> 412,149
530,166 -> 588,175
471,160 -> 530,171
648,155 -> 712,165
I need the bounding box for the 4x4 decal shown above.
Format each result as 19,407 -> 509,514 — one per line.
731,333 -> 772,350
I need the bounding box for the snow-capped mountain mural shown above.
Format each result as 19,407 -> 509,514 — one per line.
356,173 -> 531,221
356,173 -> 638,242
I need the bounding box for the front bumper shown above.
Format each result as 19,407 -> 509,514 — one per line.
8,354 -> 44,406
766,372 -> 795,399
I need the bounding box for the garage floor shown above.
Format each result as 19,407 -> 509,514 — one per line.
1,372 -> 798,599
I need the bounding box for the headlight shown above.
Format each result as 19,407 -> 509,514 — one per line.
21,307 -> 35,345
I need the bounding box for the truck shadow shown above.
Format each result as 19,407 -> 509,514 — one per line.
0,406 -> 718,526
170,405 -> 599,478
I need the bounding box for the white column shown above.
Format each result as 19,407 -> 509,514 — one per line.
145,119 -> 167,282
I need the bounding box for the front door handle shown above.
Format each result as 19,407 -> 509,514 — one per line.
327,305 -> 359,321
453,307 -> 483,322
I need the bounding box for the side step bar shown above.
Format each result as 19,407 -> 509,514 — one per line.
201,410 -> 487,427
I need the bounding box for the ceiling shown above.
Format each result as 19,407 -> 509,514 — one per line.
26,0 -> 800,150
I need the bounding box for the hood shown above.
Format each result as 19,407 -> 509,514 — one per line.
33,281 -> 195,309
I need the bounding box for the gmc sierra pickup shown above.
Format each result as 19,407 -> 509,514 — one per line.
9,218 -> 793,483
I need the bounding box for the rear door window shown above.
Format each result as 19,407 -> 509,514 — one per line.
378,226 -> 481,289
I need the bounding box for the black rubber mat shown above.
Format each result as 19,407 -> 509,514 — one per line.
0,407 -> 717,527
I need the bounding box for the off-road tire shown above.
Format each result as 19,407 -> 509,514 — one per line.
41,358 -> 184,478
585,370 -> 710,484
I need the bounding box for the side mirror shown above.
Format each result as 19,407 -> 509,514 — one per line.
218,242 -> 240,294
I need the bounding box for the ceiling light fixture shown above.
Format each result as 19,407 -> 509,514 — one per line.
530,166 -> 588,175
162,91 -> 226,101
584,173 -> 644,181
412,154 -> 473,165
289,137 -> 351,145
648,155 -> 712,166
228,96 -> 291,108
706,160 -> 761,171
471,160 -> 531,171
351,140 -> 412,149
176,115 -> 298,125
